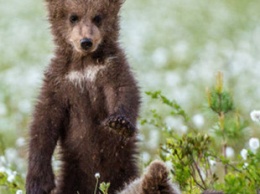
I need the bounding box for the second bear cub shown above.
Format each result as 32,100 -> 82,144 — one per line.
26,0 -> 140,193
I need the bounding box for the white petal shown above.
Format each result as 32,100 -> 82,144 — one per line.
192,114 -> 205,128
249,138 -> 260,150
95,173 -> 100,179
240,149 -> 248,160
250,110 -> 260,123
16,190 -> 23,194
226,147 -> 234,158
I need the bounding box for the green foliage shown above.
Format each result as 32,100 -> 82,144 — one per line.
146,91 -> 189,122
164,133 -> 214,191
99,182 -> 110,194
144,72 -> 260,194
208,90 -> 233,114
207,72 -> 234,115
0,169 -> 24,194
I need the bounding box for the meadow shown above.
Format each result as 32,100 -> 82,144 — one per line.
1,0 -> 260,193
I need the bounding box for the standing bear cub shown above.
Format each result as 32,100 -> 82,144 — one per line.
26,0 -> 180,194
26,0 -> 140,193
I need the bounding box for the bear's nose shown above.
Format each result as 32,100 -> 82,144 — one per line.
80,38 -> 93,50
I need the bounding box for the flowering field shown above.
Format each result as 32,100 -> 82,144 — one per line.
1,0 -> 260,193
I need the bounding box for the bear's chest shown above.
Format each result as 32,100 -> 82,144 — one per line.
61,83 -> 109,152
66,65 -> 106,89
64,64 -> 109,106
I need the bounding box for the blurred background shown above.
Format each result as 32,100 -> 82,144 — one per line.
1,0 -> 260,189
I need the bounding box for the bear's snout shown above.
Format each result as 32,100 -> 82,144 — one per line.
80,38 -> 93,50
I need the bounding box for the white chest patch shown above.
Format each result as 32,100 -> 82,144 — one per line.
66,65 -> 106,87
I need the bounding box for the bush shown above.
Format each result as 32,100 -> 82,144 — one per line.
142,72 -> 260,194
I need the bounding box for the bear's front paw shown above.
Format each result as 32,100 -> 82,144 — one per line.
106,115 -> 135,137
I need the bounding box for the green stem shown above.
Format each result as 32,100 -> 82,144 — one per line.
94,177 -> 99,194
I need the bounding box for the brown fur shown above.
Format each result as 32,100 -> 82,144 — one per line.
26,0 -> 140,194
117,160 -> 181,194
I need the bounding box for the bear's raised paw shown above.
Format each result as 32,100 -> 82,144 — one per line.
106,115 -> 135,137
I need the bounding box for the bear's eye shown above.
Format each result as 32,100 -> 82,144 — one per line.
69,14 -> 79,24
93,15 -> 102,26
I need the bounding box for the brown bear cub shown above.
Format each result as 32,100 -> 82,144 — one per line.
26,0 -> 139,193
26,0 -> 180,193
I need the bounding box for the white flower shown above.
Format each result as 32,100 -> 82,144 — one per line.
95,172 -> 100,179
0,156 -> 6,164
225,147 -> 234,158
240,149 -> 248,160
243,162 -> 249,169
250,110 -> 260,123
192,114 -> 205,128
142,152 -> 151,163
7,171 -> 16,182
249,137 -> 260,151
16,137 -> 26,147
16,190 -> 23,194
209,159 -> 216,166
152,47 -> 167,67
180,125 -> 188,134
5,148 -> 18,163
0,166 -> 6,172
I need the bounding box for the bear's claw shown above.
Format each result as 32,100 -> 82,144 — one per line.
106,115 -> 135,137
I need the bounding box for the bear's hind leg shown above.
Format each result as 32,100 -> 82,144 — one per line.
141,160 -> 180,194
116,160 -> 181,194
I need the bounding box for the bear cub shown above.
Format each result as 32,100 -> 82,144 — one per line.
26,0 -> 180,194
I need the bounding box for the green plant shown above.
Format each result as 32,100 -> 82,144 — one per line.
99,182 -> 110,194
0,166 -> 24,194
93,172 -> 110,194
143,72 -> 260,194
